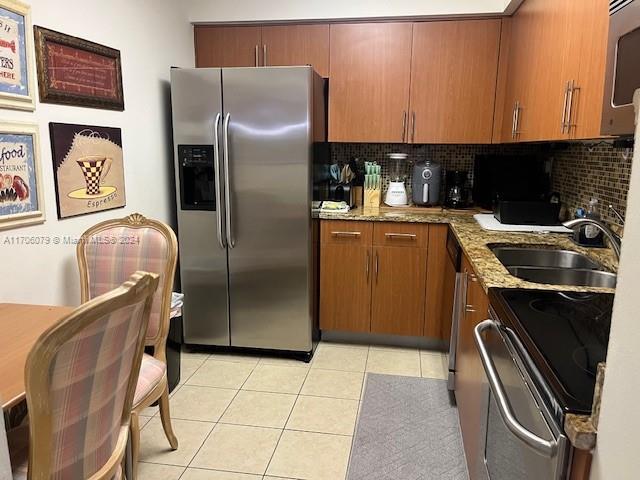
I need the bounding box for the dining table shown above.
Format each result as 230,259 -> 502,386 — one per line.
0,303 -> 72,412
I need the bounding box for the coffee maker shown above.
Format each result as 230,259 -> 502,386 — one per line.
444,170 -> 470,209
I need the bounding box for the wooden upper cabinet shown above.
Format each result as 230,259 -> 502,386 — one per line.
329,23 -> 413,143
499,1 -> 542,142
498,0 -> 609,142
409,20 -> 501,144
195,26 -> 262,67
261,25 -> 330,77
570,0 -> 609,140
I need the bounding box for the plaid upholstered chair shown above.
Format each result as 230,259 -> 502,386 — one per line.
76,213 -> 179,478
7,271 -> 159,480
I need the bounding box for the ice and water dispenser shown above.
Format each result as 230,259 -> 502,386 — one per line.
177,145 -> 216,211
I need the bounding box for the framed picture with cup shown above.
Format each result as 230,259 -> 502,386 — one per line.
0,121 -> 45,230
0,0 -> 36,110
49,122 -> 126,219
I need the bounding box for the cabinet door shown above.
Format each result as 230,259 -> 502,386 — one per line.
499,1 -> 542,142
409,20 -> 501,144
371,246 -> 427,336
329,23 -> 413,143
424,224 -> 454,340
456,255 -> 489,480
570,0 -> 609,140
319,221 -> 372,332
261,25 -> 330,77
194,26 -> 262,67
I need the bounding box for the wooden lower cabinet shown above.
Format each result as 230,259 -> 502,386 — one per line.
319,221 -> 372,332
424,224 -> 454,340
456,253 -> 490,480
371,246 -> 427,336
320,220 -> 453,340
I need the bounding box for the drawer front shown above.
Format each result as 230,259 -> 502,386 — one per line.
321,220 -> 373,245
373,222 -> 429,248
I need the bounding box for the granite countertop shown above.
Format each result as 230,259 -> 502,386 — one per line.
319,206 -> 618,295
320,206 -> 616,449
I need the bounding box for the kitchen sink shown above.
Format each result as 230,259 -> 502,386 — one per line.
506,266 -> 617,288
490,246 -> 617,288
491,246 -> 602,270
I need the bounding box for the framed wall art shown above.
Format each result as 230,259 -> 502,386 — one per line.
0,122 -> 44,230
0,0 -> 36,110
34,27 -> 124,110
49,122 -> 126,219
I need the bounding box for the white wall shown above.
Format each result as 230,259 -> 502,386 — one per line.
590,95 -> 640,479
0,0 -> 194,306
186,0 -> 515,23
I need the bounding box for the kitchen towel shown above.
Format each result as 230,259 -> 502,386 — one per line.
474,213 -> 573,233
348,374 -> 468,480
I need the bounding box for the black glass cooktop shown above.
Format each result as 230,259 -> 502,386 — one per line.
489,288 -> 614,417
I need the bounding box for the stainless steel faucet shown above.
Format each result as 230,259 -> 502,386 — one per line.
563,218 -> 622,260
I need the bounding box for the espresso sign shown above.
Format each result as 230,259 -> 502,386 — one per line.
0,123 -> 44,230
35,27 -> 124,110
0,1 -> 35,110
50,122 -> 126,219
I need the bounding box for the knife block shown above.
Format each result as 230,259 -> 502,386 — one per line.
364,188 -> 381,211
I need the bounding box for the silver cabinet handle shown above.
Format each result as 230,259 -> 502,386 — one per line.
384,233 -> 417,239
474,320 -> 558,457
511,102 -> 517,139
402,111 -> 407,142
561,81 -> 570,133
513,101 -> 521,138
263,44 -> 267,66
365,250 -> 370,281
411,111 -> 416,143
331,231 -> 361,237
465,305 -> 477,313
254,45 -> 259,67
375,251 -> 379,282
566,80 -> 580,133
212,112 -> 226,249
222,113 -> 234,248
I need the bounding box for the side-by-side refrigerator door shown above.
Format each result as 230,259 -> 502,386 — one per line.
222,67 -> 313,352
171,68 -> 230,346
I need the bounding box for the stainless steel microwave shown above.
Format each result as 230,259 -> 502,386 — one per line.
602,0 -> 640,136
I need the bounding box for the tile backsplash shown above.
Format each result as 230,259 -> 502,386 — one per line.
329,142 -> 634,224
329,143 -> 538,200
551,143 -> 633,225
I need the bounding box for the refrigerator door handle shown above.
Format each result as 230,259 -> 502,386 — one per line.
222,112 -> 235,248
213,112 -> 226,249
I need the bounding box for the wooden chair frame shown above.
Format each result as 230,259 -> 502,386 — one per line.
24,271 -> 159,480
76,213 -> 179,478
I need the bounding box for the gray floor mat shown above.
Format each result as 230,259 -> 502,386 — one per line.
347,373 -> 469,480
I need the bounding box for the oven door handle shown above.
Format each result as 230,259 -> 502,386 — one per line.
474,320 -> 558,457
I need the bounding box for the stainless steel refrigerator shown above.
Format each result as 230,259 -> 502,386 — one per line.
170,66 -> 324,357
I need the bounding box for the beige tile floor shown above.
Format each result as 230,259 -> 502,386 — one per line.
138,341 -> 448,480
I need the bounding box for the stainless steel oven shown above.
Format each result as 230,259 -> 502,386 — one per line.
474,315 -> 570,480
602,0 -> 640,136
